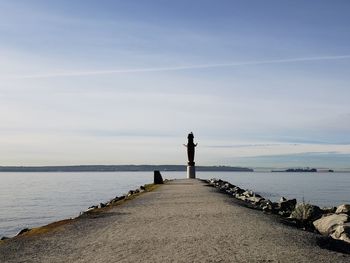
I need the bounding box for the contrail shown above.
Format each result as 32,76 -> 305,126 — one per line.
8,55 -> 350,79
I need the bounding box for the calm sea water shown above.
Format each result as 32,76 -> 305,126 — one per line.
0,171 -> 349,237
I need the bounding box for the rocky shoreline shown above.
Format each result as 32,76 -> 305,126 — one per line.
207,178 -> 350,253
0,183 -> 158,241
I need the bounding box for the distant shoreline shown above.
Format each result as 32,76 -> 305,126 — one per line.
271,168 -> 334,173
0,165 -> 254,172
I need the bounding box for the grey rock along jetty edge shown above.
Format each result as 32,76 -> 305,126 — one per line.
0,179 -> 349,263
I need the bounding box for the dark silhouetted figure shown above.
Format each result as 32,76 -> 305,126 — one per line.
184,132 -> 197,166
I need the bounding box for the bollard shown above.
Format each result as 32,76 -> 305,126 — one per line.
154,170 -> 164,184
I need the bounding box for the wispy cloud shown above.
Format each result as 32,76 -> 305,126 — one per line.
6,55 -> 350,79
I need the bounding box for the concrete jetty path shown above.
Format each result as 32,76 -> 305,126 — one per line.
1,179 -> 349,263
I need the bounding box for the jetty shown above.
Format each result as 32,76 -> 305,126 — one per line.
0,179 -> 349,263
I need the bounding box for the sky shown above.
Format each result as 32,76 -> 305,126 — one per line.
0,0 -> 350,169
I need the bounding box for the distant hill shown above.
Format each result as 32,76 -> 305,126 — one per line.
0,165 -> 253,172
271,168 -> 335,172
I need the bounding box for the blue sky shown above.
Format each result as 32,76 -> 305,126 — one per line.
1,0 -> 350,168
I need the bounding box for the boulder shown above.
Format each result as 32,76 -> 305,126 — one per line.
247,196 -> 264,204
110,196 -> 124,204
232,187 -> 244,195
322,207 -> 336,214
259,199 -> 270,208
16,228 -> 30,236
212,179 -> 223,187
154,170 -> 164,184
262,201 -> 279,213
331,222 -> 350,243
271,202 -> 280,213
262,202 -> 273,212
219,185 -> 228,192
225,188 -> 234,194
279,198 -> 297,217
280,197 -> 287,202
236,195 -> 247,201
1,236 -> 9,240
313,213 -> 349,236
127,190 -> 135,197
242,190 -> 254,197
290,203 -> 323,223
279,198 -> 296,208
224,182 -> 233,189
335,204 -> 350,215
98,203 -> 106,209
116,196 -> 125,201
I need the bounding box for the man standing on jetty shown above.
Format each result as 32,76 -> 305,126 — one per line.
184,132 -> 197,179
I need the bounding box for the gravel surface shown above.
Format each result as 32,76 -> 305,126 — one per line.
0,179 -> 349,263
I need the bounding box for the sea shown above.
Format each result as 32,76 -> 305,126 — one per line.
0,171 -> 349,237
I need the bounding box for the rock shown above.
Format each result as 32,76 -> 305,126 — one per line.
242,190 -> 254,197
98,203 -> 106,209
1,236 -> 9,240
88,205 -> 98,210
219,185 -> 228,192
109,198 -> 117,204
262,205 -> 270,211
224,182 -> 233,189
271,202 -> 280,213
236,195 -> 247,201
225,188 -> 233,194
331,222 -> 350,243
335,204 -> 350,215
154,170 -> 164,184
261,201 -> 279,213
232,186 -> 244,195
140,185 -> 145,190
322,207 -> 336,214
127,190 -> 135,196
279,198 -> 297,217
17,228 -> 30,236
117,196 -> 125,201
259,199 -> 270,207
280,197 -> 287,202
110,196 -> 123,204
261,201 -> 274,212
247,196 -> 264,204
313,213 -> 349,236
290,203 -> 323,223
210,179 -> 220,187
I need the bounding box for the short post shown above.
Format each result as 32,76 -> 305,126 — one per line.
154,170 -> 164,184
